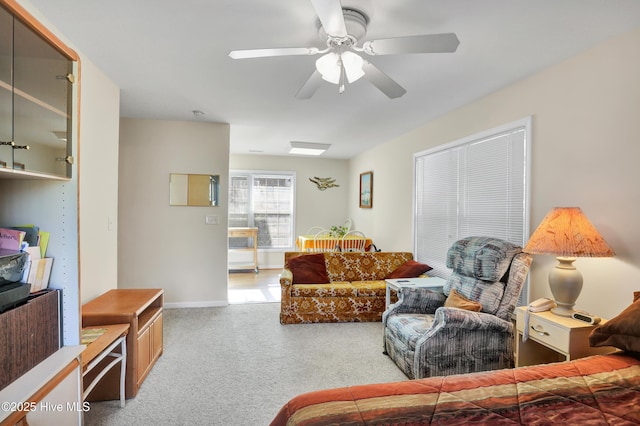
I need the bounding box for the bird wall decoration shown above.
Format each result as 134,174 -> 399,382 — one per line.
309,177 -> 339,191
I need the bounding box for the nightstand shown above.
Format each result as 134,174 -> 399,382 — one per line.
515,306 -> 615,367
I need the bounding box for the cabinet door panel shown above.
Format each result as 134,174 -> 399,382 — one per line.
151,313 -> 163,360
137,327 -> 151,385
12,17 -> 71,177
0,7 -> 12,168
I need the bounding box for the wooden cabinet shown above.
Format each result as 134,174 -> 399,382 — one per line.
0,1 -> 76,178
82,289 -> 164,400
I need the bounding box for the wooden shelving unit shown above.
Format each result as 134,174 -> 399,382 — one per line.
0,1 -> 82,423
82,289 -> 164,400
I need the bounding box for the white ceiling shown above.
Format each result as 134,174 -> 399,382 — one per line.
27,0 -> 640,159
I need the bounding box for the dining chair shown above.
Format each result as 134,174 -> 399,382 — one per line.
313,229 -> 339,252
341,230 -> 366,252
306,226 -> 326,235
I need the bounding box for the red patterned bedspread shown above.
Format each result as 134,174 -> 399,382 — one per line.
271,353 -> 640,425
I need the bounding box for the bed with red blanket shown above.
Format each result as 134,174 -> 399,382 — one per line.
271,352 -> 640,425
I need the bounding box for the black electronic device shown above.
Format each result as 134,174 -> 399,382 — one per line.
572,310 -> 601,325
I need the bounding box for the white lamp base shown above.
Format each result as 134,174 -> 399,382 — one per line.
548,257 -> 583,317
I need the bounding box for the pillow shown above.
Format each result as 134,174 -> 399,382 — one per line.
386,260 -> 433,279
589,292 -> 640,352
288,254 -> 330,284
444,288 -> 483,312
443,274 -> 504,315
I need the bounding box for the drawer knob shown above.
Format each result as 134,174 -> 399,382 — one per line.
531,325 -> 549,336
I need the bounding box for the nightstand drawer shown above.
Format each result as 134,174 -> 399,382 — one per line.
525,314 -> 569,352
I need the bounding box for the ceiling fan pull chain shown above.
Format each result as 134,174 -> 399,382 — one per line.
338,58 -> 346,94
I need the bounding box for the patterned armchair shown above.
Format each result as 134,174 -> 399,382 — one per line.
382,237 -> 532,379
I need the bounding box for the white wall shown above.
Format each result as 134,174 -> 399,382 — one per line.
229,154 -> 349,269
78,58 -> 120,303
350,28 -> 640,320
119,118 -> 230,307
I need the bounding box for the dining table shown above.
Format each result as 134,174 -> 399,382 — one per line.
296,234 -> 373,252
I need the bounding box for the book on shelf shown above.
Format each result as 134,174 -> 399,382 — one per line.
11,225 -> 39,248
13,224 -> 49,257
38,231 -> 50,258
27,257 -> 53,292
7,224 -> 54,292
0,228 -> 26,251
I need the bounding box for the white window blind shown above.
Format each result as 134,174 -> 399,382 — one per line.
413,118 -> 531,301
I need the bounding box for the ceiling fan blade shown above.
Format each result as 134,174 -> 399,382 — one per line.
363,33 -> 460,55
310,0 -> 347,37
362,61 -> 406,99
295,70 -> 324,99
229,47 -> 319,59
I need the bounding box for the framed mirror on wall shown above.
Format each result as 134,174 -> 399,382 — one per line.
169,173 -> 220,206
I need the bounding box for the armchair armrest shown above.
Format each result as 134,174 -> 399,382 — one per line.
428,307 -> 513,335
382,287 -> 445,325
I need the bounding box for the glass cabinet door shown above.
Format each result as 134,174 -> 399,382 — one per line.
9,11 -> 73,178
0,7 -> 11,169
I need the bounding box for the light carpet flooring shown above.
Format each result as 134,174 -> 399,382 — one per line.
84,303 -> 408,426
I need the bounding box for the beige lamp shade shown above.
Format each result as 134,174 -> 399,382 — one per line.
524,207 -> 614,317
523,207 -> 614,257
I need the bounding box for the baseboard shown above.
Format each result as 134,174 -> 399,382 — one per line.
228,265 -> 282,272
165,300 -> 229,309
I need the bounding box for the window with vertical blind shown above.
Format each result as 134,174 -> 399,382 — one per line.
229,171 -> 295,249
413,117 -> 531,302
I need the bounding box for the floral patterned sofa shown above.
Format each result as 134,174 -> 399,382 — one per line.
279,251 -> 430,324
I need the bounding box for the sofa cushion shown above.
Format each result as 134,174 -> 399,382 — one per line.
289,253 -> 330,284
351,281 -> 387,297
386,260 -> 433,279
325,252 -> 414,282
589,291 -> 640,352
446,236 -> 521,282
291,282 -> 355,297
444,289 -> 482,312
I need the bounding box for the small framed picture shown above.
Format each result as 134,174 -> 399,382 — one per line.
359,171 -> 373,208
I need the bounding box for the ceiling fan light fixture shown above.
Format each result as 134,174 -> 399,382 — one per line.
289,141 -> 331,156
341,51 -> 364,83
316,51 -> 364,86
316,52 -> 341,83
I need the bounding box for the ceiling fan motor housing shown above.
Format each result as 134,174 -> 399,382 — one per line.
318,8 -> 368,46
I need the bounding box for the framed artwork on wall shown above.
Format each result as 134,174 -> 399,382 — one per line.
359,171 -> 373,208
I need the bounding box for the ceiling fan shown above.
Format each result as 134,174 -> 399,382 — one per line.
228,0 -> 460,99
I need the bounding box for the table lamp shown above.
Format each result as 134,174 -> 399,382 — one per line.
523,207 -> 615,317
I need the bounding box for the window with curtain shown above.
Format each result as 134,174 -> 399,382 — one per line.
414,117 -> 531,301
229,171 -> 295,249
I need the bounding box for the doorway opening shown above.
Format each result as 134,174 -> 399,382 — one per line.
228,269 -> 281,304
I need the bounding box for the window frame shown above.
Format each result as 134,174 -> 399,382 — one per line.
229,169 -> 296,251
412,117 -> 532,303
